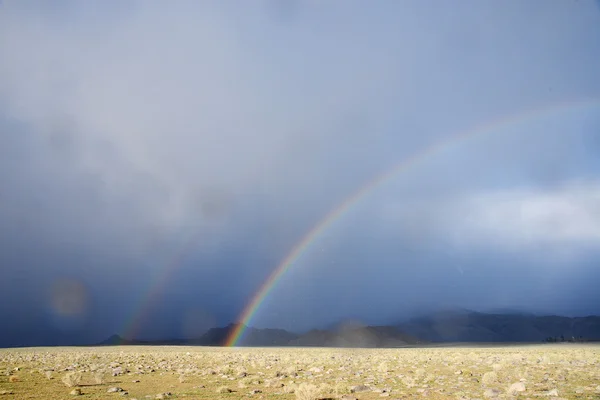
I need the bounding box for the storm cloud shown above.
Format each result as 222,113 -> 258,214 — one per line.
1,0 -> 600,345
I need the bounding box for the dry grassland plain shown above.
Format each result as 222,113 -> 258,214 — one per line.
1,345 -> 599,400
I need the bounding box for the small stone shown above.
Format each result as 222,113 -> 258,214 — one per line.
120,392 -> 129,396
483,388 -> 500,398
341,396 -> 358,400
350,385 -> 370,393
545,389 -> 559,396
249,389 -> 262,394
507,382 -> 526,395
216,387 -> 232,393
108,387 -> 124,393
0,391 -> 13,396
482,372 -> 498,385
132,380 -> 140,383
70,388 -> 82,396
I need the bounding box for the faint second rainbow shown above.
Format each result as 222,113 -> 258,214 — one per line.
224,98 -> 600,347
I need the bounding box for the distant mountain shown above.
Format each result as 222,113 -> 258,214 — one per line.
94,311 -> 600,348
482,308 -> 538,317
192,323 -> 299,346
397,310 -> 600,342
289,325 -> 424,347
240,326 -> 299,346
97,324 -> 299,347
97,334 -> 135,346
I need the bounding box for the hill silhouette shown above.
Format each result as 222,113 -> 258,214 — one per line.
96,311 -> 600,347
289,325 -> 423,347
397,310 -> 600,342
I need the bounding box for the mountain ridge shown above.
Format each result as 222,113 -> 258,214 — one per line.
95,311 -> 600,347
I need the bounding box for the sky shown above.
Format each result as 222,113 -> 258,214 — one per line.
1,0 -> 600,347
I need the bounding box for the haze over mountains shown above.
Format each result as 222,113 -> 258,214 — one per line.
95,310 -> 600,348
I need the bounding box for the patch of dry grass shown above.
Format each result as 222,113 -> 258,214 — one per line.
0,344 -> 599,399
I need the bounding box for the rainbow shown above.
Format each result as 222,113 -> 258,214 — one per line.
224,98 -> 600,347
122,227 -> 203,340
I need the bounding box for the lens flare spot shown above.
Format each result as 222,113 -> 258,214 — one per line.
50,279 -> 89,317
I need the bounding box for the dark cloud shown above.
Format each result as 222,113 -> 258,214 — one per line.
0,1 -> 600,346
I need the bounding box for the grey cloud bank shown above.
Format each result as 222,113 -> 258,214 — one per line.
0,0 -> 599,346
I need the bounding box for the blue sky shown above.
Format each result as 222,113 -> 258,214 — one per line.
1,0 -> 600,345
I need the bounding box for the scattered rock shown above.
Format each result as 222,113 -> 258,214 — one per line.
350,385 -> 370,393
155,393 -> 171,399
507,382 -> 526,395
132,380 -> 140,383
216,386 -> 232,393
108,387 -> 125,393
120,392 -> 129,396
483,388 -> 501,398
70,388 -> 82,396
544,388 -> 559,396
482,371 -> 498,385
341,396 -> 358,400
0,391 -> 14,396
249,389 -> 262,394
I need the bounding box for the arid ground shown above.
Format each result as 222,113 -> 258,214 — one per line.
1,345 -> 599,399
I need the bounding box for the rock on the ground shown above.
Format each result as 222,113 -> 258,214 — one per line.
545,388 -> 559,397
482,371 -> 498,385
108,387 -> 125,393
483,388 -> 501,398
70,388 -> 82,396
507,382 -> 526,395
351,385 -> 371,393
